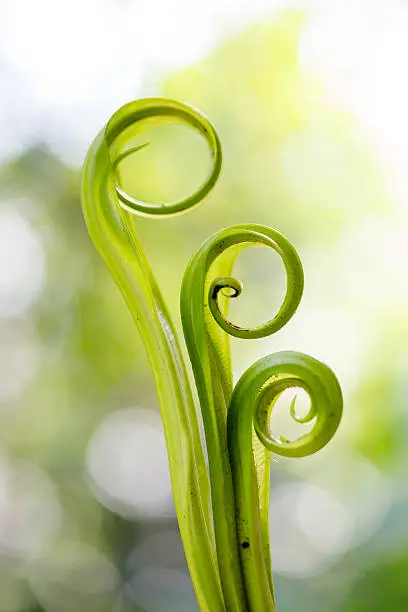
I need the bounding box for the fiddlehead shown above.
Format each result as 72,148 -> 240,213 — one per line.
180,224 -> 304,610
206,226 -> 304,339
105,97 -> 222,217
82,97 -> 343,612
82,98 -> 225,612
227,352 -> 342,611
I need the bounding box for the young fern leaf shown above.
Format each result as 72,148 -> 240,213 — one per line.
81,99 -> 224,612
81,98 -> 343,612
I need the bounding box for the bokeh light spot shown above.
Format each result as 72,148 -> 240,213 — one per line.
0,207 -> 45,320
86,407 -> 174,518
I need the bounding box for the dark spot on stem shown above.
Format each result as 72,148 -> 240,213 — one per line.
241,541 -> 250,549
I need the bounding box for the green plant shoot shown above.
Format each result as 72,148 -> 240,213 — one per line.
81,98 -> 343,612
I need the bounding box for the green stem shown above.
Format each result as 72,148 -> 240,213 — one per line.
180,224 -> 304,610
81,97 -> 343,612
81,99 -> 225,612
228,352 -> 343,611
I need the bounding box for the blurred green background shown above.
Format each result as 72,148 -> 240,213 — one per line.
1,1 -> 408,610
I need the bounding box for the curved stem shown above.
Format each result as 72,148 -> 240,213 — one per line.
81,125 -> 225,612
180,224 -> 304,610
227,352 -> 343,612
81,97 -> 343,612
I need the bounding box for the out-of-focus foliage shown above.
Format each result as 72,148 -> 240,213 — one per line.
0,8 -> 407,612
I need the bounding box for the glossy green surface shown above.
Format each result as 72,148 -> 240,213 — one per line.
81,98 -> 343,611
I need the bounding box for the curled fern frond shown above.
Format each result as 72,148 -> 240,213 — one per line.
81,97 -> 343,612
